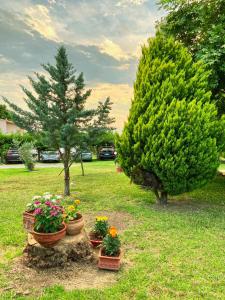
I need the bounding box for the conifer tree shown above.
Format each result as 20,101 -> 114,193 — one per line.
116,33 -> 225,204
3,46 -> 114,195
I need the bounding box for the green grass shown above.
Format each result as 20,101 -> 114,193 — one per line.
0,161 -> 225,299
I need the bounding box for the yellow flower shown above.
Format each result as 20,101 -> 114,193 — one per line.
62,213 -> 67,218
96,216 -> 108,222
109,226 -> 117,238
68,205 -> 75,212
74,199 -> 81,205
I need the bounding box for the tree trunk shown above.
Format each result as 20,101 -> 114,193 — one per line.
63,150 -> 70,196
157,191 -> 168,205
80,154 -> 84,176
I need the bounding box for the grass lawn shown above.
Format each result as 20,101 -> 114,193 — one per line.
0,161 -> 225,299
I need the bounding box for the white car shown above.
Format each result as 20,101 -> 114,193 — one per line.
40,151 -> 60,162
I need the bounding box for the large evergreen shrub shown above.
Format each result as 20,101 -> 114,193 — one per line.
116,33 -> 225,204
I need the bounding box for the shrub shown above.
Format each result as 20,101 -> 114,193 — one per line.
18,142 -> 35,171
116,33 -> 225,204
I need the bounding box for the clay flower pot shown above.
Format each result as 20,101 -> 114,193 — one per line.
32,224 -> 66,248
89,232 -> 103,247
98,248 -> 121,271
116,166 -> 123,173
66,213 -> 84,236
23,210 -> 35,232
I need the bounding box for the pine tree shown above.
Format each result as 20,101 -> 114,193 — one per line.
3,46 -> 114,195
0,104 -> 11,120
116,33 -> 225,204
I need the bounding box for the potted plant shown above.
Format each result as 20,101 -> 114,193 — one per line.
23,193 -> 63,232
64,199 -> 84,235
98,226 -> 121,271
89,216 -> 109,247
32,199 -> 66,248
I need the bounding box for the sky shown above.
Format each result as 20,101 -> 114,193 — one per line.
0,0 -> 164,131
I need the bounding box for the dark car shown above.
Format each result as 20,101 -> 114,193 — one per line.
6,148 -> 22,163
98,147 -> 116,160
40,151 -> 60,162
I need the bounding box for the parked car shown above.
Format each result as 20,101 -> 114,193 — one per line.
40,151 -> 60,162
81,151 -> 92,162
5,148 -> 22,163
98,147 -> 116,160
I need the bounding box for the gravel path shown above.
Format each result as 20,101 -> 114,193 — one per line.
0,163 -> 65,169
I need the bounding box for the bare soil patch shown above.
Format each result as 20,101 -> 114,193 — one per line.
84,210 -> 135,232
3,254 -> 125,297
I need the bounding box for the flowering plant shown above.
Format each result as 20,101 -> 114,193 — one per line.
26,192 -> 63,212
102,226 -> 121,256
93,216 -> 109,239
31,193 -> 64,233
34,203 -> 64,233
64,199 -> 81,221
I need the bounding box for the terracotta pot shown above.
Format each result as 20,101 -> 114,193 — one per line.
23,211 -> 35,232
116,166 -> 123,173
32,224 -> 66,248
66,213 -> 84,236
98,248 -> 121,271
89,232 -> 103,247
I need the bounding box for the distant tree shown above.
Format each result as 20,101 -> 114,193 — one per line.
159,0 -> 225,116
3,46 -> 114,195
87,97 -> 115,151
116,33 -> 225,204
0,104 -> 11,120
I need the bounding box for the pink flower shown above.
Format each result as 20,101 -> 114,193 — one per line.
51,205 -> 61,210
45,201 -> 52,206
50,210 -> 58,217
34,208 -> 42,215
34,201 -> 41,205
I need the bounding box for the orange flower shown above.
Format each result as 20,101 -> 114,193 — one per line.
109,226 -> 117,238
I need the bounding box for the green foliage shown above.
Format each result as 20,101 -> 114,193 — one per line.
0,104 -> 11,120
94,216 -> 109,238
103,227 -> 121,256
159,0 -> 225,116
0,132 -> 33,163
116,33 -> 225,203
33,195 -> 64,233
17,142 -> 35,171
3,46 -> 114,195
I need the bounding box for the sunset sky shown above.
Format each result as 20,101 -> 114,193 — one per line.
0,0 -> 164,131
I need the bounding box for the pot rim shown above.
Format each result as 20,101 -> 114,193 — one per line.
24,210 -> 35,215
89,231 -> 103,241
68,213 -> 83,223
99,247 -> 121,259
32,223 -> 66,236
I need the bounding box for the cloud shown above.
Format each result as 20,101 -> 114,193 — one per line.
0,54 -> 11,64
116,0 -> 147,7
24,4 -> 60,42
99,38 -> 130,61
0,0 -> 164,131
88,83 -> 133,131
